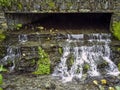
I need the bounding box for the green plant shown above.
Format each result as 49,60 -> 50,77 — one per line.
83,64 -> 90,71
117,48 -> 120,51
0,30 -> 6,42
0,65 -> 6,90
0,65 -> 8,72
0,0 -> 11,7
0,34 -> 6,42
48,2 -> 55,8
58,47 -> 63,55
0,87 -> 3,90
17,3 -> 23,10
16,24 -> 22,30
0,74 -> 3,85
118,63 -> 120,71
32,47 -> 50,75
0,0 -> 17,10
112,22 -> 120,40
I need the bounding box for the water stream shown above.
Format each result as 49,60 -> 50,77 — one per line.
0,46 -> 21,72
18,34 -> 28,43
53,33 -> 120,82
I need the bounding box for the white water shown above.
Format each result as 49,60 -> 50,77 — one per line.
53,33 -> 120,82
0,46 -> 20,72
18,34 -> 28,43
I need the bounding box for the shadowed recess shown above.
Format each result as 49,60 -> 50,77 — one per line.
32,13 -> 112,30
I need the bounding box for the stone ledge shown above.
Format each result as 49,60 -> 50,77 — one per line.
5,11 -> 113,14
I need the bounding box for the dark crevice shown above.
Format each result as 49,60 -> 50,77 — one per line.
32,13 -> 112,30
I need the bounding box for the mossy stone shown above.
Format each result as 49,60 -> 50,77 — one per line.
112,22 -> 120,40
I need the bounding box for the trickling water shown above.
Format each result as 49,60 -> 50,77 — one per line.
53,33 -> 120,82
18,34 -> 28,43
0,46 -> 20,72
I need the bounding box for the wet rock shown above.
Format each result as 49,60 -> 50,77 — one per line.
2,74 -> 101,90
16,58 -> 36,72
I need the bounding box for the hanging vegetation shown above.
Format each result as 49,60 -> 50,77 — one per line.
112,22 -> 120,40
32,47 -> 50,75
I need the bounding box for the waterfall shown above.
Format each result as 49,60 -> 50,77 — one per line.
53,33 -> 120,82
18,34 -> 28,43
0,46 -> 21,72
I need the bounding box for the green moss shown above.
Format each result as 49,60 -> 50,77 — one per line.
0,30 -> 6,42
83,64 -> 90,72
16,24 -> 22,30
0,74 -> 3,85
67,55 -> 74,70
58,47 -> 63,55
0,87 -> 3,90
17,3 -> 23,10
0,34 -> 5,41
117,48 -> 120,51
112,22 -> 120,40
118,63 -> 120,71
48,2 -> 55,8
0,74 -> 3,90
0,0 -> 17,10
32,47 -> 50,75
0,65 -> 8,72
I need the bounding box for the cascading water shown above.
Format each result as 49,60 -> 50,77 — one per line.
0,46 -> 21,72
53,33 -> 120,82
18,34 -> 28,43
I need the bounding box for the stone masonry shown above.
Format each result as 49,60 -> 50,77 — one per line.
0,0 -> 119,29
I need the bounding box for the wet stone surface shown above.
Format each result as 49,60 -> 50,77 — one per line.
2,73 -> 120,90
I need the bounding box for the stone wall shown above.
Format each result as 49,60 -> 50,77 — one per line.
0,0 -> 119,30
0,0 -> 120,72
0,0 -> 119,12
0,12 -> 7,30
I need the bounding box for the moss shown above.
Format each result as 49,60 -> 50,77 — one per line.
0,74 -> 3,85
0,0 -> 17,10
58,47 -> 63,55
117,48 -> 120,51
83,64 -> 90,72
48,2 -> 55,9
0,87 -> 3,90
0,30 -> 6,42
16,24 -> 22,30
112,22 -> 120,40
118,63 -> 120,71
32,47 -> 50,75
67,54 -> 74,70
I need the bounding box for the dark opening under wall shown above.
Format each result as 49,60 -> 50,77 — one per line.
33,13 -> 112,30
5,12 -> 113,32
